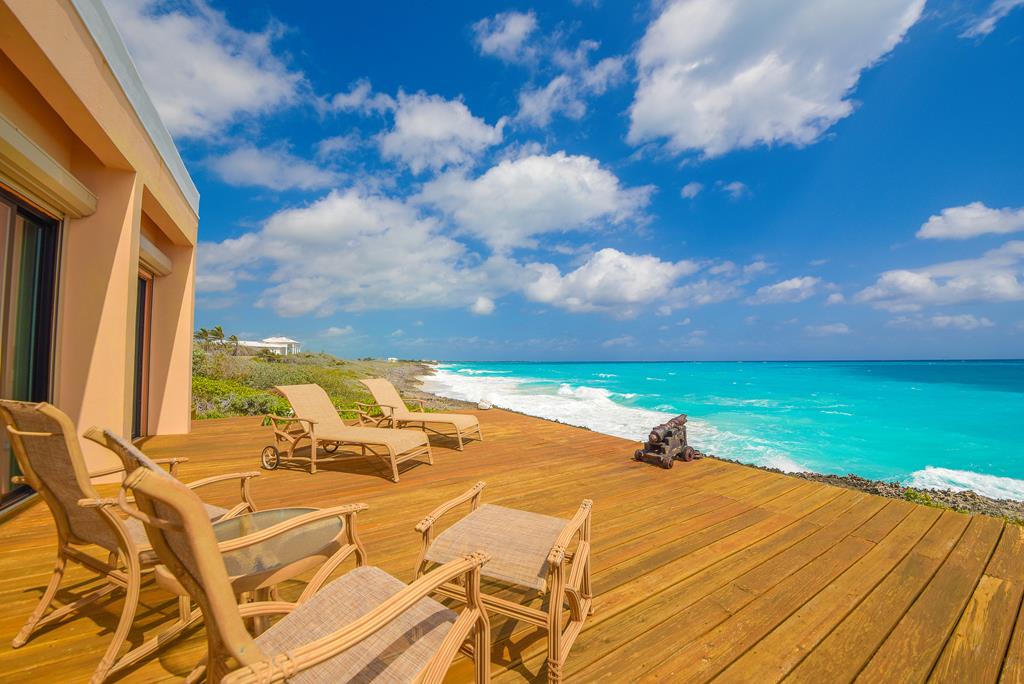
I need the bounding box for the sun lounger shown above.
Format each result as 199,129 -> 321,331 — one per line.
359,377 -> 483,450
269,383 -> 432,481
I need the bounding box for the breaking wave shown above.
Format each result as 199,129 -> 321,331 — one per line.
425,366 -> 806,473
907,467 -> 1024,502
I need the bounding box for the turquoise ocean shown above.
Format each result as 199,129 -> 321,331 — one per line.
423,360 -> 1024,501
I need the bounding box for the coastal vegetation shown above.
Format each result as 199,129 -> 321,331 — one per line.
192,344 -> 379,420
190,331 -> 445,420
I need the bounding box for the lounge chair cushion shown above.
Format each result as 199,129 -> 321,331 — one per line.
315,424 -> 429,454
256,566 -> 457,683
424,504 -> 568,592
397,411 -> 479,432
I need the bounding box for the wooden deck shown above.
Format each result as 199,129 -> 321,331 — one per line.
1,409 -> 1022,682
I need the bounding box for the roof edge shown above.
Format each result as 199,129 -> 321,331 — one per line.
69,0 -> 200,215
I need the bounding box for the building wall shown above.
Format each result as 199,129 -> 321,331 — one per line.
0,0 -> 199,473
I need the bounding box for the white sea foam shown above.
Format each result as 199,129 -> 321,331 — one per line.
907,467 -> 1024,502
596,373 -> 617,378
427,367 -> 807,472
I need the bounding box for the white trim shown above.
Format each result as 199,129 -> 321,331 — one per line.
139,233 -> 172,277
69,0 -> 200,215
0,113 -> 97,219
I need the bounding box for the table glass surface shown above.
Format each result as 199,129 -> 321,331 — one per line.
213,507 -> 343,577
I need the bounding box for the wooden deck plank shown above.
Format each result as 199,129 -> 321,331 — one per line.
0,410 -> 1019,683
930,525 -> 1024,684
855,514 -> 1005,683
715,504 -> 941,683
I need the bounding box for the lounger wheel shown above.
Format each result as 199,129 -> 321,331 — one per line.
260,446 -> 280,470
323,443 -> 339,453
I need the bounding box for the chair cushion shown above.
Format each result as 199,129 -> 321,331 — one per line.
255,566 -> 457,683
424,504 -> 567,591
398,412 -> 479,432
315,425 -> 429,454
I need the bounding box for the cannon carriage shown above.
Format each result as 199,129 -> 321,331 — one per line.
633,414 -> 702,468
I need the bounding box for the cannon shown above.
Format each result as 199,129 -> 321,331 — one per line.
633,414 -> 702,469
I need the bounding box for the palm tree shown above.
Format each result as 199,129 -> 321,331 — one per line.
194,327 -> 210,350
227,334 -> 240,355
210,325 -> 225,348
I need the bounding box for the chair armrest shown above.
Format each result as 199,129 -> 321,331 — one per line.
185,471 -> 261,490
223,552 -> 490,684
351,403 -> 391,427
548,499 -> 593,565
415,481 -> 486,533
236,601 -> 296,619
217,503 -> 368,554
263,415 -> 315,429
78,497 -> 119,509
88,463 -> 126,479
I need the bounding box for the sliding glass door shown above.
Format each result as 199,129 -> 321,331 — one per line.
132,271 -> 153,438
0,192 -> 60,509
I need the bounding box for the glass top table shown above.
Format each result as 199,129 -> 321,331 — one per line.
213,507 -> 343,579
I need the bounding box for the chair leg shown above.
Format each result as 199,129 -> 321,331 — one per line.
389,449 -> 400,483
547,596 -> 564,683
91,556 -> 142,684
457,430 -> 465,451
12,550 -> 68,648
475,610 -> 491,684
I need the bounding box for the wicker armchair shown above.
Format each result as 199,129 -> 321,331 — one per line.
416,482 -> 593,683
0,400 -> 258,683
115,437 -> 493,683
359,378 -> 483,451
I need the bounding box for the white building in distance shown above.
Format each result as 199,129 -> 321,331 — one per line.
238,336 -> 301,355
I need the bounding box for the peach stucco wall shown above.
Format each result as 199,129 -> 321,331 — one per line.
0,0 -> 198,472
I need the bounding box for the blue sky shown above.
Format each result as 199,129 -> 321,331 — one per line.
106,0 -> 1024,361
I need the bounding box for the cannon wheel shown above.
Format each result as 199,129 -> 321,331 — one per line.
261,445 -> 280,470
661,454 -> 674,469
681,446 -> 696,462
634,449 -> 645,461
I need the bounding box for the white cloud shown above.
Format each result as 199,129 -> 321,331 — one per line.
681,182 -> 704,199
962,0 -> 1024,37
323,325 -> 354,337
747,276 -> 821,304
418,152 -> 652,251
325,79 -> 396,115
888,314 -> 995,331
524,248 -> 699,315
916,202 -> 1024,240
207,144 -> 341,191
628,0 -> 924,156
470,296 -> 496,315
826,292 -> 846,305
104,0 -> 302,138
197,189 -> 521,315
602,334 -> 636,348
805,322 -> 850,336
719,181 -> 749,200
856,241 -> 1024,312
378,92 -> 505,173
315,134 -> 361,160
517,76 -> 587,127
515,37 -> 627,126
473,11 -> 538,62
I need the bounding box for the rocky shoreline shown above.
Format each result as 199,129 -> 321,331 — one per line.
399,360 -> 1022,524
